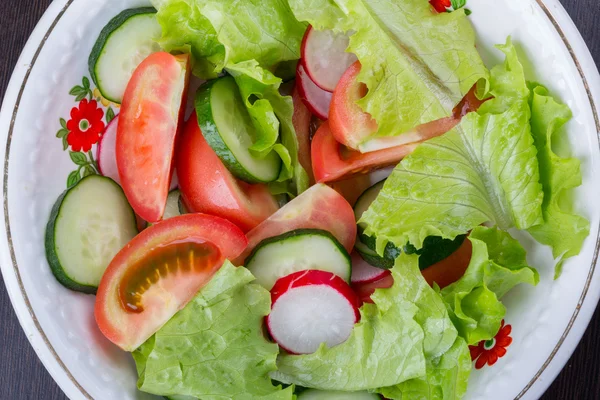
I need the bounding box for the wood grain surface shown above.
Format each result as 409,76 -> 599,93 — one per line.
0,1 -> 599,399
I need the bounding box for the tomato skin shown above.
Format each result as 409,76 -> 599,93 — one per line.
235,183 -> 356,264
329,61 -> 487,154
117,52 -> 190,223
176,114 -> 279,233
353,237 -> 473,303
312,122 -> 418,183
421,236 -> 472,289
95,214 -> 247,351
292,87 -> 314,184
329,61 -> 378,149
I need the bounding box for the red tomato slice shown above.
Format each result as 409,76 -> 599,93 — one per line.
234,183 -> 356,264
95,214 -> 247,351
354,237 -> 473,303
329,174 -> 377,206
329,61 -> 378,149
177,114 -> 279,233
117,52 -> 190,223
421,237 -> 472,289
329,61 -> 487,153
292,86 -> 314,184
312,122 -> 419,183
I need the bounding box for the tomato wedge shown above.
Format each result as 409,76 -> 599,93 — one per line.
177,114 -> 279,232
95,214 -> 247,351
329,61 -> 487,153
235,183 -> 356,264
329,61 -> 378,149
312,122 -> 418,183
292,86 -> 314,184
354,237 -> 473,303
421,236 -> 472,289
117,52 -> 190,223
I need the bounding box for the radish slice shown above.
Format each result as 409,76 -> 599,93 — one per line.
97,115 -> 120,183
97,114 -> 177,190
301,26 -> 358,92
351,251 -> 389,284
353,272 -> 393,304
267,270 -> 360,354
296,63 -> 332,120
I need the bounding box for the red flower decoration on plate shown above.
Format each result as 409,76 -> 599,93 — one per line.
66,99 -> 105,152
469,320 -> 513,369
430,0 -> 451,13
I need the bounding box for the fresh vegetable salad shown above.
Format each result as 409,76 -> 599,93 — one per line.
44,0 -> 590,398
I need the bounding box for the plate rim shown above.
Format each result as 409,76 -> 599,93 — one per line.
0,0 -> 598,399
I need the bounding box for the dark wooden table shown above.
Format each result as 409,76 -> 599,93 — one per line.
1,1 -> 599,399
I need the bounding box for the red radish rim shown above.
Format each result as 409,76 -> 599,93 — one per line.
270,270 -> 361,321
267,270 -> 361,354
300,26 -> 335,93
301,26 -> 357,93
296,63 -> 332,120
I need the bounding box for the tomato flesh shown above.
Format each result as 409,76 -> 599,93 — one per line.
117,52 -> 190,223
353,237 -> 473,303
177,114 -> 279,232
329,61 -> 378,149
292,86 -> 314,184
95,214 -> 247,351
421,237 -> 472,289
330,61 -> 488,153
235,183 -> 356,264
119,240 -> 221,313
312,122 -> 418,183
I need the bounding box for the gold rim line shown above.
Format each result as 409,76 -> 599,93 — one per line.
2,1 -> 599,400
2,0 -> 92,399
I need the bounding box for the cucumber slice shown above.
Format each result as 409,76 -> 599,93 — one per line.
298,389 -> 379,400
196,76 -> 282,183
245,229 -> 351,290
354,179 -> 401,261
89,7 -> 162,104
45,175 -> 138,293
354,179 -> 385,232
355,239 -> 396,270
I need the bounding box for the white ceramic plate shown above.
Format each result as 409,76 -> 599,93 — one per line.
1,0 -> 599,399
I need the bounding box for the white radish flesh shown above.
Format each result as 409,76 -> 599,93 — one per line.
351,251 -> 388,284
302,26 -> 358,92
97,115 -> 120,184
267,270 -> 360,355
296,64 -> 332,120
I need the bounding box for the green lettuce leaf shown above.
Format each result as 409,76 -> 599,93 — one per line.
270,253 -> 458,391
379,336 -> 471,400
151,0 -> 306,78
132,262 -> 294,400
227,61 -> 309,194
288,0 -> 488,147
525,85 -> 589,277
361,39 -> 544,251
440,226 -> 539,345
